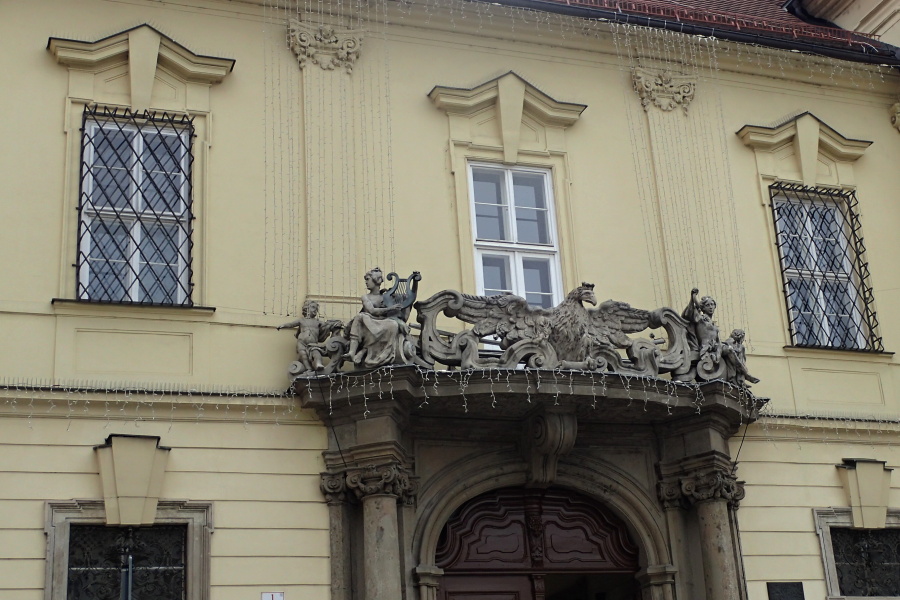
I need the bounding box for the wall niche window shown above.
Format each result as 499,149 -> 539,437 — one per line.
769,182 -> 881,351
67,524 -> 187,599
45,500 -> 211,600
814,507 -> 900,599
469,163 -> 562,308
830,527 -> 900,596
78,106 -> 194,306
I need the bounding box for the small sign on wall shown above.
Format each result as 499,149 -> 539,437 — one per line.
262,593 -> 284,600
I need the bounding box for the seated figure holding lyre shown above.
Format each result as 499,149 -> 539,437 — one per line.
344,267 -> 421,369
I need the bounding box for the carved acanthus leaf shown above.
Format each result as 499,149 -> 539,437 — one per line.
288,19 -> 361,74
632,68 -> 696,114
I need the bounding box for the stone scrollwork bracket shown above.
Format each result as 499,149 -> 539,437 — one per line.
288,19 -> 362,74
632,68 -> 696,114
523,407 -> 577,487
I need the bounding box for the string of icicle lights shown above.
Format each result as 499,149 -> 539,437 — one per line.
5,369 -> 900,446
0,378 -> 297,431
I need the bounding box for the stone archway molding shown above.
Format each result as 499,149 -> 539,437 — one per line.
413,449 -> 675,600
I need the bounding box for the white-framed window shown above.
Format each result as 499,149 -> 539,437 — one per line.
469,163 -> 562,308
770,183 -> 881,351
78,106 -> 193,306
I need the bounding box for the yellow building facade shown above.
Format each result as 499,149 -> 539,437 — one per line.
2,0 -> 900,598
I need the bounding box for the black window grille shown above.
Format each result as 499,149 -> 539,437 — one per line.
78,106 -> 194,306
769,183 -> 881,351
67,524 -> 187,600
831,527 -> 900,596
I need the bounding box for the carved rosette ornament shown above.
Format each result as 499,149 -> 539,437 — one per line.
632,68 -> 696,114
288,19 -> 361,74
659,469 -> 745,509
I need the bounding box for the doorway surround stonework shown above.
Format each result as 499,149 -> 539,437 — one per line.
297,367 -> 764,600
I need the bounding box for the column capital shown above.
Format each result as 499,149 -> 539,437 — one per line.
322,462 -> 418,505
659,466 -> 745,509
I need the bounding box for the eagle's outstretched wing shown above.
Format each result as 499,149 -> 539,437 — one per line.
588,299 -> 652,348
454,293 -> 551,347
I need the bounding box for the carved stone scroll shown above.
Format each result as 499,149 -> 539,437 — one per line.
632,68 -> 696,114
288,19 -> 361,74
892,102 -> 900,132
523,407 -> 577,487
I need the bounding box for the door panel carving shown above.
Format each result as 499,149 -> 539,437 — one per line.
436,488 -> 639,574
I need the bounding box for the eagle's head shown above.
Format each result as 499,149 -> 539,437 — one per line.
566,282 -> 597,307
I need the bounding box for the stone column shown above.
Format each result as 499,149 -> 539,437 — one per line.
362,493 -> 402,600
695,498 -> 739,600
659,466 -> 745,600
345,463 -> 417,600
321,474 -> 352,600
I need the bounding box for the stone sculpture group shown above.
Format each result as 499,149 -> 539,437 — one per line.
278,269 -> 758,387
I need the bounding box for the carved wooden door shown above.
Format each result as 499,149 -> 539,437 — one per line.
435,488 -> 640,600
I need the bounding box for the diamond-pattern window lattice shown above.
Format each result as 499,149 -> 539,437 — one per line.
770,183 -> 881,351
78,106 -> 194,305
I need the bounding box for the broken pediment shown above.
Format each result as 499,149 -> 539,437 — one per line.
737,112 -> 871,186
48,24 -> 234,112
429,71 -> 586,163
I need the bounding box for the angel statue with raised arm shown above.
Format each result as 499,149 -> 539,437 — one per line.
277,299 -> 343,375
681,288 -> 759,386
682,288 -> 722,369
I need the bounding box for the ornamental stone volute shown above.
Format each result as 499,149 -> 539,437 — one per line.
632,68 -> 696,114
288,20 -> 361,74
659,468 -> 745,510
323,463 -> 418,506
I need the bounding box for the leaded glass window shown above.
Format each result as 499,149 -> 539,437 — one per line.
78,106 -> 194,305
770,183 -> 881,351
469,164 -> 562,309
67,524 -> 187,600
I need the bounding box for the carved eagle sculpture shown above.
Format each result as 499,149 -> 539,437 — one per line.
443,283 -> 653,369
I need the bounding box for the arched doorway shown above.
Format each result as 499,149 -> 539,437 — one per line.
435,487 -> 641,600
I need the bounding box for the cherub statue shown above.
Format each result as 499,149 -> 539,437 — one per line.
277,299 -> 343,375
682,288 -> 722,369
681,288 -> 759,386
722,329 -> 760,386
